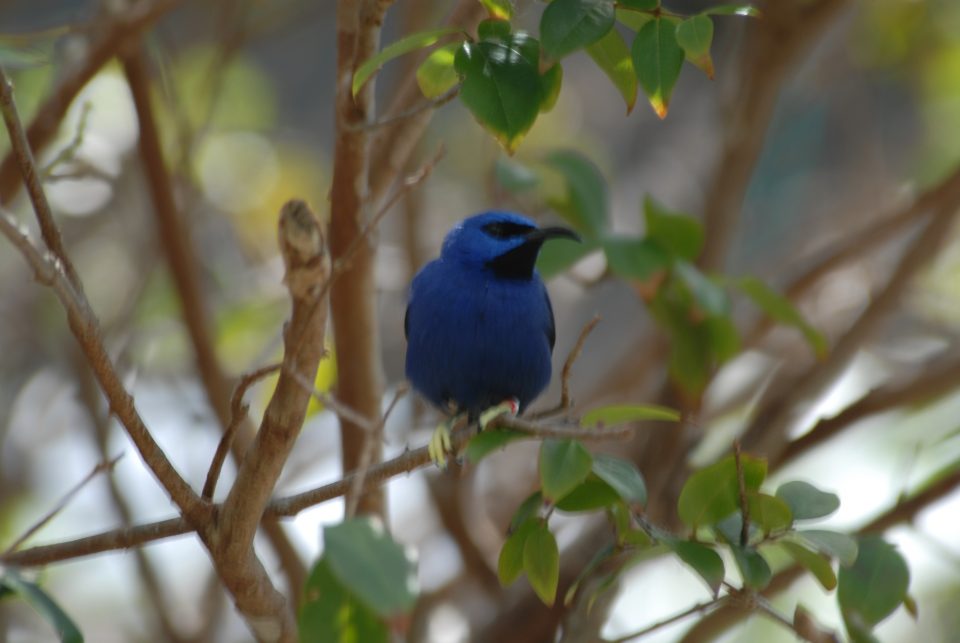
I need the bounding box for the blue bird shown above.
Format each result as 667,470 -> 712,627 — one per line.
404,211 -> 580,465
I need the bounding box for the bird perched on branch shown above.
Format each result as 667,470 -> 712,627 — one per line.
404,211 -> 581,465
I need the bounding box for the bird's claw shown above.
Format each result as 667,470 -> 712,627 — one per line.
479,397 -> 520,431
428,419 -> 455,469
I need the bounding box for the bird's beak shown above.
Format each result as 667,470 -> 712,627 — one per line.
526,226 -> 581,244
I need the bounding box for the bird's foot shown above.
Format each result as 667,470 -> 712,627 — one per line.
479,397 -> 520,431
428,416 -> 458,469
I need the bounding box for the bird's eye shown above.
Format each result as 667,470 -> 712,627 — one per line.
482,221 -> 534,239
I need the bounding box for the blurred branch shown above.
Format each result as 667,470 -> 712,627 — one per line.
0,0 -> 185,204
604,597 -> 728,643
2,455 -> 121,555
0,414 -> 633,567
777,355 -> 960,467
699,0 -> 852,271
328,0 -> 398,519
743,191 -> 960,460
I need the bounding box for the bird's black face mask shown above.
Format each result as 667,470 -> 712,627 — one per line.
485,226 -> 581,280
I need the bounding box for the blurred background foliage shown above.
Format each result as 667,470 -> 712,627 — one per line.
0,0 -> 959,641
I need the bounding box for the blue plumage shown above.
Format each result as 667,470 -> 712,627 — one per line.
405,211 -> 579,417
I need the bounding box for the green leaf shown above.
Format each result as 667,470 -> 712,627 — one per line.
523,522 -> 560,605
465,429 -> 526,464
706,315 -> 741,363
478,18 -> 512,41
677,454 -> 766,529
674,262 -> 729,317
704,4 -> 760,17
353,27 -> 461,96
416,42 -> 462,99
619,0 -> 659,9
455,33 -> 542,153
643,196 -> 704,261
510,491 -> 545,532
479,0 -> 514,20
0,28 -> 66,69
747,493 -> 793,533
537,238 -> 596,278
776,481 -> 840,521
795,530 -> 859,567
666,539 -> 725,596
734,276 -> 827,357
675,14 -> 714,78
631,17 -> 684,118
540,0 -> 616,60
499,519 -> 537,585
603,237 -> 670,281
838,536 -> 910,628
323,518 -> 418,617
539,439 -> 594,502
543,149 -> 609,236
781,540 -> 837,591
0,570 -> 83,643
615,8 -> 654,32
585,27 -> 637,113
555,475 -> 621,511
591,454 -> 647,505
581,403 -> 680,428
299,559 -> 388,643
729,544 -> 772,589
540,63 -> 563,112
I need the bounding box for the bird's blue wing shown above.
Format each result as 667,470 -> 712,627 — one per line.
543,282 -> 556,353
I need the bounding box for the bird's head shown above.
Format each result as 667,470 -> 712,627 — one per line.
441,211 -> 581,279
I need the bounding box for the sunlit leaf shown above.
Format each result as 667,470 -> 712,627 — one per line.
465,429 -> 526,464
631,17 -> 684,118
299,559 -> 387,643
776,480 -> 840,521
499,518 -> 536,585
666,539 -> 725,596
585,26 -> 637,113
704,4 -> 760,17
479,0 -> 514,20
539,439 -> 594,502
323,518 -> 418,617
677,454 -> 766,529
675,14 -> 715,78
615,8 -> 654,32
0,570 -> 83,643
416,42 -> 462,98
838,536 -> 910,628
540,63 -> 563,112
455,33 -> 542,153
540,0 -> 616,60
781,541 -> 837,591
353,27 -> 461,96
747,493 -> 793,533
523,522 -> 560,605
581,403 -> 680,428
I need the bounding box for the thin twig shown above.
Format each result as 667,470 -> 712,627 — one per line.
202,363 -> 282,501
530,315 -> 602,420
0,66 -> 82,288
40,101 -> 92,179
345,385 -> 408,518
733,441 -> 749,548
604,597 -> 728,642
3,454 -> 123,554
288,369 -> 379,432
348,87 -> 460,132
